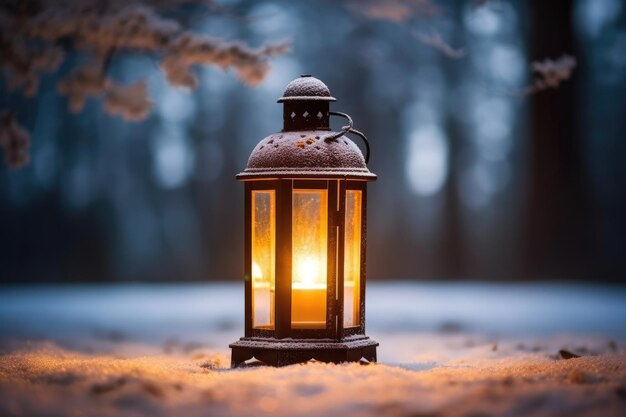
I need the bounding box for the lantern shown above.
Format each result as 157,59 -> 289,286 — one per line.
230,75 -> 378,367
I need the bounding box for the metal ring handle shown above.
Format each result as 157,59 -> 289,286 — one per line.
324,111 -> 371,164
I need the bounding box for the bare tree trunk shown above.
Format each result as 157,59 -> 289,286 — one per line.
524,0 -> 593,279
438,4 -> 468,280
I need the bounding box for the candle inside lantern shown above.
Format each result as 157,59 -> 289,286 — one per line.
232,75 -> 379,367
292,256 -> 327,327
291,190 -> 328,329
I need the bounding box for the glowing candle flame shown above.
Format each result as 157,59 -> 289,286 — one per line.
297,257 -> 317,286
252,261 -> 263,282
293,256 -> 326,289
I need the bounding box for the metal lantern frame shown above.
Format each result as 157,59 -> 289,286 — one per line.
230,75 -> 378,367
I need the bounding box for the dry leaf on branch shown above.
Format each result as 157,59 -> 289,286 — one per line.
0,0 -> 290,169
414,31 -> 467,59
517,54 -> 577,96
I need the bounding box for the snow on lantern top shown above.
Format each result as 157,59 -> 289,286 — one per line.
277,75 -> 336,102
237,75 -> 376,180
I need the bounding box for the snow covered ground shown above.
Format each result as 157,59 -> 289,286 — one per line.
0,282 -> 625,416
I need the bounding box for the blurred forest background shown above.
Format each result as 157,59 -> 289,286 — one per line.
1,0 -> 625,283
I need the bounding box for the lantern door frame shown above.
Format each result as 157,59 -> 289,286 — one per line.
243,178 -> 368,340
339,180 -> 368,338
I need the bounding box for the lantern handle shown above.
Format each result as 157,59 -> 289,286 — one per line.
325,111 -> 371,164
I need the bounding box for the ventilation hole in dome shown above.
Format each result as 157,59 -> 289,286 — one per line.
315,146 -> 320,150
260,146 -> 264,149
274,144 -> 279,148
268,139 -> 274,144
317,112 -> 323,119
303,111 -> 309,118
300,134 -> 306,138
315,136 -> 320,140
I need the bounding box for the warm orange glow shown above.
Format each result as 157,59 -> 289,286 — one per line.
344,190 -> 362,327
291,189 -> 328,329
251,190 -> 275,329
252,261 -> 263,281
293,257 -> 325,289
251,187 -> 359,330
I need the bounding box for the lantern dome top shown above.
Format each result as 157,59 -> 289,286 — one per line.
277,75 -> 336,102
238,75 -> 375,180
236,131 -> 376,180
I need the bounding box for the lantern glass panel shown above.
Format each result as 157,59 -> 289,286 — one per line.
291,189 -> 328,329
251,190 -> 275,329
344,189 -> 362,327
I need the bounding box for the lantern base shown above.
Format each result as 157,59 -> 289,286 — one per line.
230,335 -> 378,367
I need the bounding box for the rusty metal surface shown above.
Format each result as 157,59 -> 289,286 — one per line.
237,131 -> 376,180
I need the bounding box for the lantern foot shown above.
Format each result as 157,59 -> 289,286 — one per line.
230,335 -> 378,368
